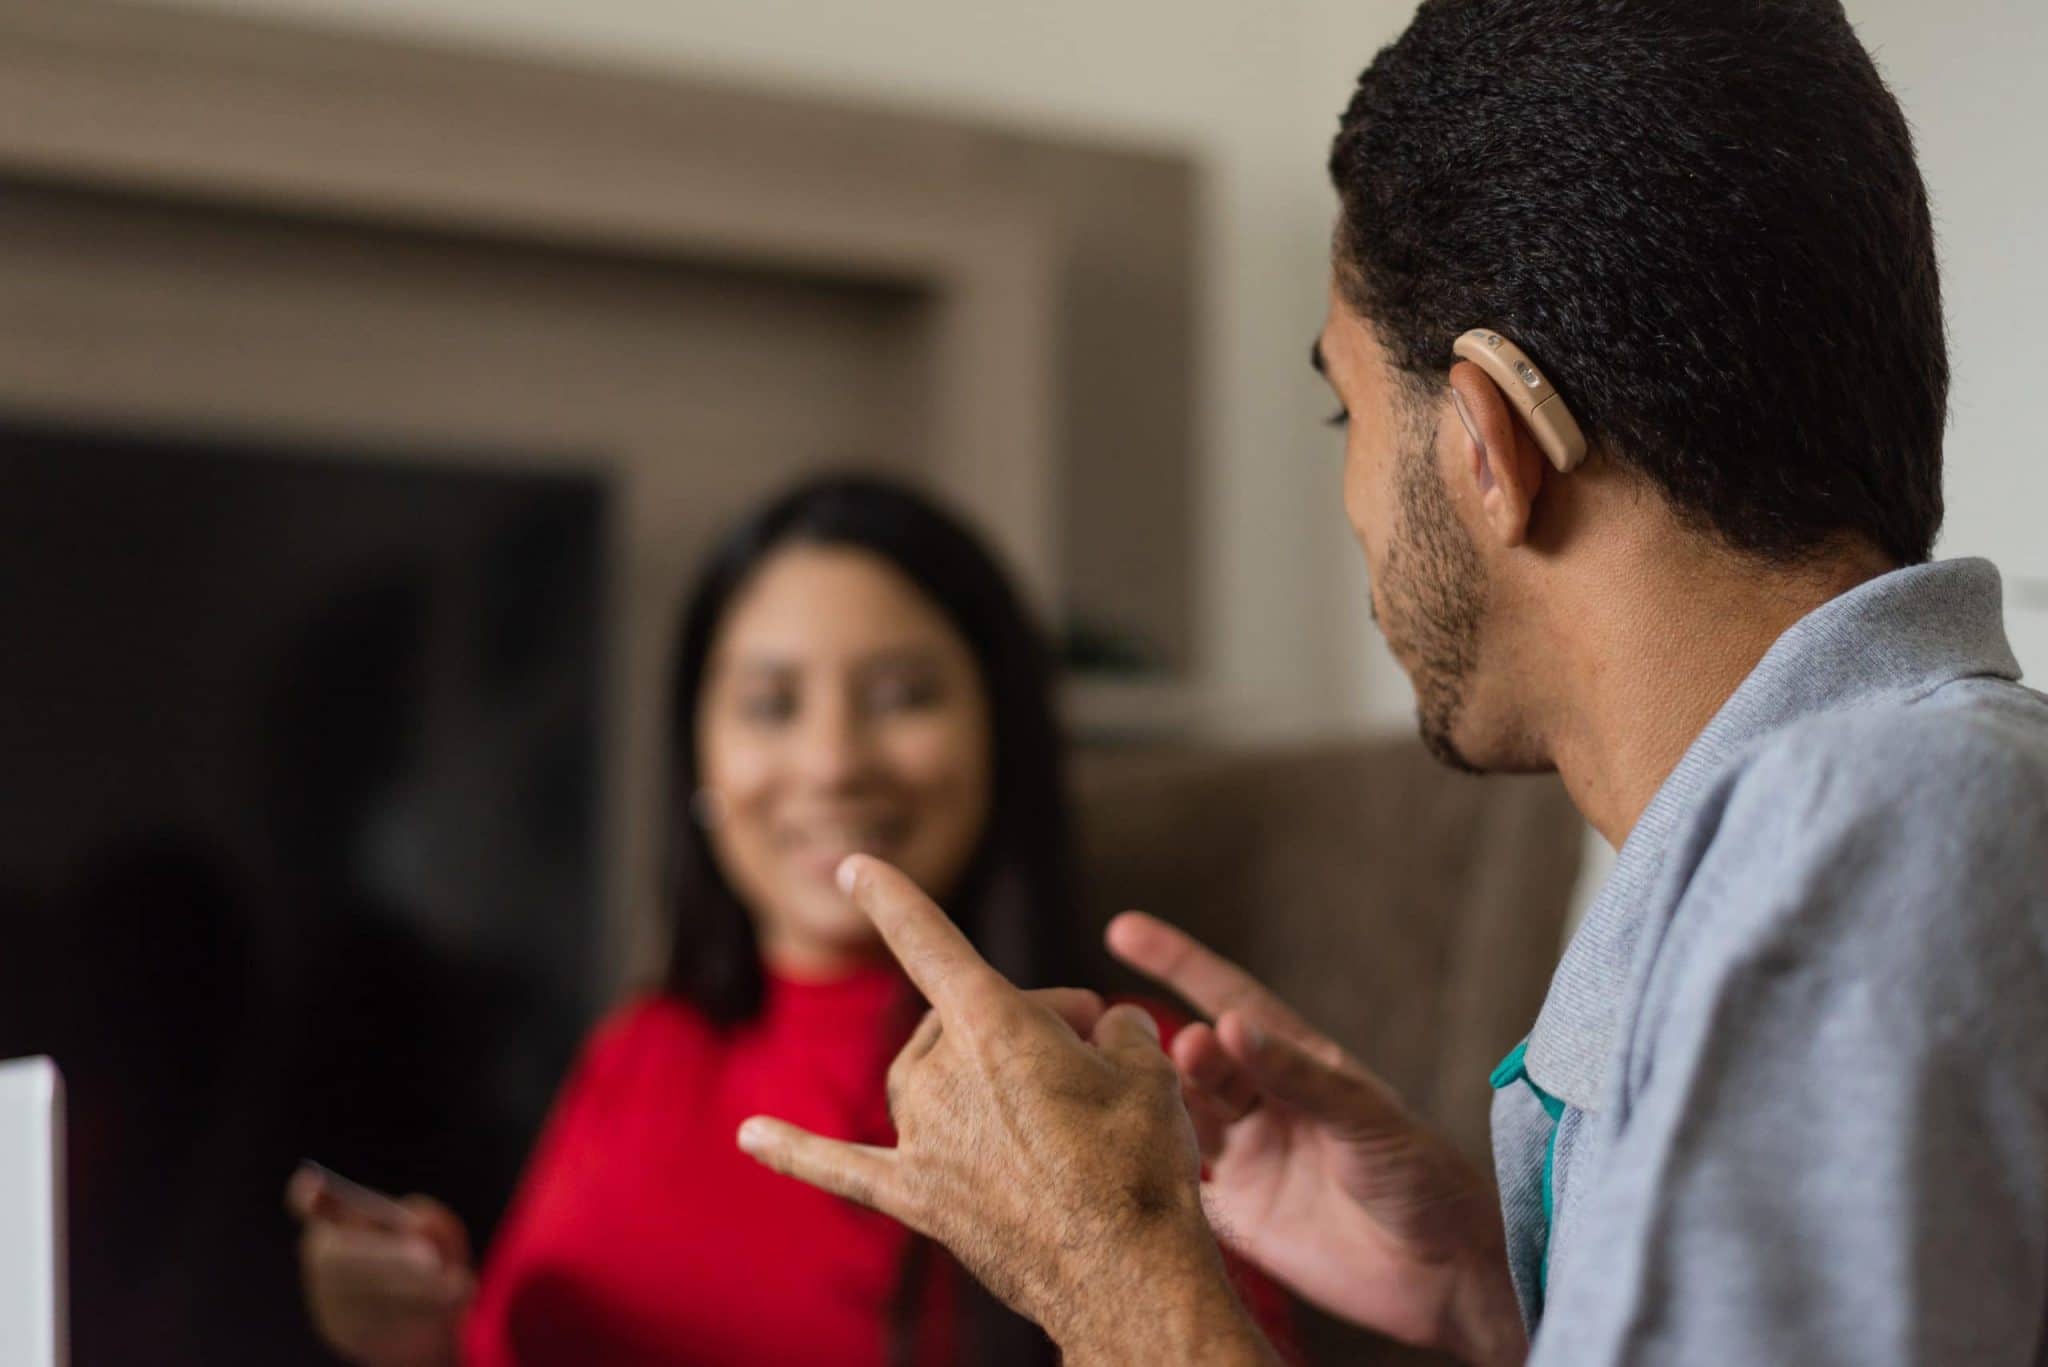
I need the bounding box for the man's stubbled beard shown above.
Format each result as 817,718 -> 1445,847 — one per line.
1377,400 -> 1488,773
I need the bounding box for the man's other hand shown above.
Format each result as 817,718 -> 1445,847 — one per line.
1108,912 -> 1526,1367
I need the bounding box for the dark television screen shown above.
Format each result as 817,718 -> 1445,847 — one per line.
0,416 -> 609,1363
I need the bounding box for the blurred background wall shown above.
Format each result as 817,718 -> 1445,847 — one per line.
137,0 -> 2048,734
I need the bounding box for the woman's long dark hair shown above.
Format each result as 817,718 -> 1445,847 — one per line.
662,473 -> 1075,1367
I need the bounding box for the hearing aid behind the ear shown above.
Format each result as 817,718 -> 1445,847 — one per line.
1451,328 -> 1587,473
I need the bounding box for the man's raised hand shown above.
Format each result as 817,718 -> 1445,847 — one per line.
737,857 -> 1277,1366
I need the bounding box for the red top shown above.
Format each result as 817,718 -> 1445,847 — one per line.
463,966 -> 1294,1366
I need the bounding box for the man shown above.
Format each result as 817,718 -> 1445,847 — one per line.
740,1 -> 2048,1361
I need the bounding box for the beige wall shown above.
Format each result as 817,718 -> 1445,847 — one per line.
136,0 -> 2048,738
1846,0 -> 2048,676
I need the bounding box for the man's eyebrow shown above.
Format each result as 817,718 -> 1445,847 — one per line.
1311,338 -> 1328,376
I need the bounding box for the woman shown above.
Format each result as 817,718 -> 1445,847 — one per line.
289,475 -> 1289,1366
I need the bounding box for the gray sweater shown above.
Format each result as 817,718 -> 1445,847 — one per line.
1498,558 -> 2048,1365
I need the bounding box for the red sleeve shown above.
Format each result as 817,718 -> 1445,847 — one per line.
461,998 -> 665,1367
1111,996 -> 1302,1366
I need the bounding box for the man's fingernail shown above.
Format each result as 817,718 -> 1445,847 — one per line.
836,855 -> 862,896
1242,1022 -> 1267,1051
737,1119 -> 767,1154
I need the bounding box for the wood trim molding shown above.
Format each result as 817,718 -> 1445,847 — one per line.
0,1 -> 1034,276
0,0 -> 1198,987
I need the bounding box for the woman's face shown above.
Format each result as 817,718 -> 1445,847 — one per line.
696,544 -> 995,975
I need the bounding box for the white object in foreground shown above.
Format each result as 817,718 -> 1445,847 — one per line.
0,1057 -> 65,1367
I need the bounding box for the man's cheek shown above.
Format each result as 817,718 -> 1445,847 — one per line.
1342,441 -> 1391,534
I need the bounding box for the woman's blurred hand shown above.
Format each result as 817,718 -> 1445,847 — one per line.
286,1166 -> 474,1367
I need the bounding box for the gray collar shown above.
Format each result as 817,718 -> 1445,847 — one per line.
1524,558 -> 2022,1111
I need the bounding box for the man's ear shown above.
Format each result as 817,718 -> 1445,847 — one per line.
1447,359 -> 1547,550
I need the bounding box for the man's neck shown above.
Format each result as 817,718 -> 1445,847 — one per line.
1541,530 -> 1895,848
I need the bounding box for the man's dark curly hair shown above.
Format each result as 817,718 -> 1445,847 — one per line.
1331,0 -> 1946,565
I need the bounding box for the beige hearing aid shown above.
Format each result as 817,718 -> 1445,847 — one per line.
1451,328 -> 1587,473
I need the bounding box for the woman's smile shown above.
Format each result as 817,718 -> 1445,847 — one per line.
774,812 -> 911,883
